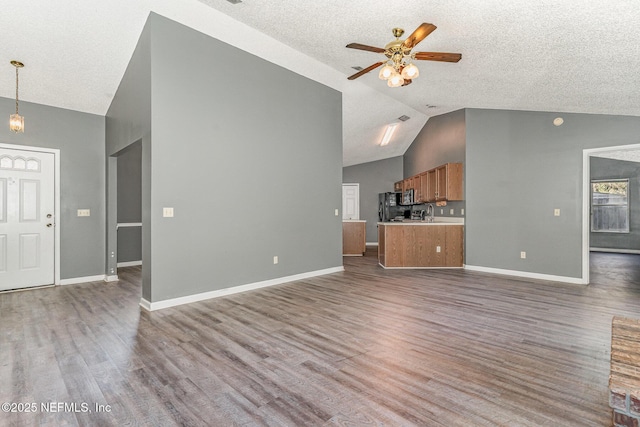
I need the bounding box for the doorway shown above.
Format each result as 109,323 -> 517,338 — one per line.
115,141 -> 142,268
0,143 -> 60,290
583,143 -> 640,283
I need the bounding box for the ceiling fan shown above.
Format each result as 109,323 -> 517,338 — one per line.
346,23 -> 461,87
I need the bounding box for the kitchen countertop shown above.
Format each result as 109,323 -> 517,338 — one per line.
378,218 -> 464,226
343,219 -> 366,222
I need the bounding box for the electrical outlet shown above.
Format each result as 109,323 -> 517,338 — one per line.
449,208 -> 454,215
436,246 -> 441,253
461,208 -> 465,215
440,209 -> 444,215
273,256 -> 278,265
554,208 -> 560,216
77,209 -> 90,217
163,207 -> 174,217
520,251 -> 526,259
335,209 -> 339,216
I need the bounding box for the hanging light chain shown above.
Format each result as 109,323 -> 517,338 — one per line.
15,64 -> 19,115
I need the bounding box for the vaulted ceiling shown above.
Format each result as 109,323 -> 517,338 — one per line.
2,1 -> 639,166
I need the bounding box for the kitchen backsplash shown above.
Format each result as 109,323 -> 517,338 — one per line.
411,200 -> 466,218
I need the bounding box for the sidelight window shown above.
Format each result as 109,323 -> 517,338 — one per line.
591,179 -> 629,233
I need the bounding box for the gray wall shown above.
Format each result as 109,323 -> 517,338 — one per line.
136,14 -> 342,302
590,156 -> 640,251
343,156 -> 403,243
465,108 -> 640,279
0,97 -> 105,280
403,109 -> 466,218
116,141 -> 142,263
106,21 -> 151,297
403,109 -> 466,176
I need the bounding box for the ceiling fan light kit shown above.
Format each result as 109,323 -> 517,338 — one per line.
378,64 -> 395,80
387,73 -> 404,88
346,23 -> 461,88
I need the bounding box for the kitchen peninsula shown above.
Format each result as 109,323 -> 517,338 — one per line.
378,219 -> 464,268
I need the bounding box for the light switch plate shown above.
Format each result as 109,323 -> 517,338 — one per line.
335,209 -> 339,216
554,209 -> 560,216
77,209 -> 90,217
163,207 -> 174,218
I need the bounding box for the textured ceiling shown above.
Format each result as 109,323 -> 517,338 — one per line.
2,1 -> 640,166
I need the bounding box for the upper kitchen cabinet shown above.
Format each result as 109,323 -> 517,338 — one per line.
433,163 -> 463,201
397,162 -> 463,204
414,172 -> 427,204
426,169 -> 437,201
403,177 -> 413,193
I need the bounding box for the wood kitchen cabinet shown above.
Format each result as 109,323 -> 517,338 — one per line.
413,172 -> 425,203
403,177 -> 413,193
343,221 -> 366,256
377,223 -> 463,268
418,172 -> 429,204
395,162 -> 463,204
444,225 -> 464,266
426,169 -> 437,201
426,163 -> 463,202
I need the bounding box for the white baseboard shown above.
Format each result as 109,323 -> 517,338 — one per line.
117,260 -> 142,267
464,265 -> 587,285
104,275 -> 119,282
59,274 -> 108,286
139,266 -> 345,311
590,247 -> 640,255
139,298 -> 152,311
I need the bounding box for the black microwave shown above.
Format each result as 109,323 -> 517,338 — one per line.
402,189 -> 414,205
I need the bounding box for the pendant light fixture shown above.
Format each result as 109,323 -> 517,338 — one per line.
9,60 -> 24,133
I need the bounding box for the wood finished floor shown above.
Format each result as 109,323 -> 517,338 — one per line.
2,251 -> 639,426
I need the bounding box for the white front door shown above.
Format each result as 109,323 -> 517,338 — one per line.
0,148 -> 55,291
342,184 -> 360,220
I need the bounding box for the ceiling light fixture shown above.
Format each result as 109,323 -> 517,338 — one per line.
9,60 -> 24,133
380,123 -> 398,146
380,28 -> 417,88
347,23 -> 461,88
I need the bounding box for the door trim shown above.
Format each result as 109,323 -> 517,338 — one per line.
0,142 -> 60,286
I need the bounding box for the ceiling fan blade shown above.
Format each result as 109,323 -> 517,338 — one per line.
347,62 -> 384,80
402,23 -> 437,50
414,52 -> 462,62
346,43 -> 385,53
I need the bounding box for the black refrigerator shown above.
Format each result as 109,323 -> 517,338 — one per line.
378,192 -> 406,222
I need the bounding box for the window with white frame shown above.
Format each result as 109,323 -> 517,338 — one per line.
591,179 -> 629,233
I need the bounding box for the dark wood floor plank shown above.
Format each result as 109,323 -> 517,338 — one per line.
1,251 -> 638,425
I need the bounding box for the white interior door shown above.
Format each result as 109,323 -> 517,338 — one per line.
342,184 -> 360,220
0,148 -> 55,291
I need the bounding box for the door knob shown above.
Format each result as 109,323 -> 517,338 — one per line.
47,214 -> 52,218
46,223 -> 53,227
